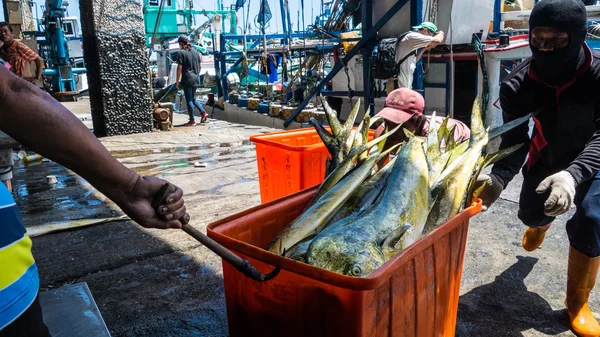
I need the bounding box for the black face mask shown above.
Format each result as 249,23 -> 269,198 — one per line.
530,41 -> 585,85
529,0 -> 588,86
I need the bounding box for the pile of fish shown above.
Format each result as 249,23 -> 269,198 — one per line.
266,96 -> 534,277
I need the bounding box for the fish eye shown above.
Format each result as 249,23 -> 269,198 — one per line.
351,265 -> 362,276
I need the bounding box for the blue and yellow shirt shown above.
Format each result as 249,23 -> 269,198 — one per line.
0,183 -> 39,330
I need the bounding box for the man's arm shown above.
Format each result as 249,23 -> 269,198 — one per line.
406,31 -> 444,62
34,56 -> 43,80
175,51 -> 183,89
406,31 -> 444,50
490,81 -> 531,188
565,132 -> 600,185
415,48 -> 428,63
0,66 -> 188,229
176,64 -> 182,89
431,31 -> 445,44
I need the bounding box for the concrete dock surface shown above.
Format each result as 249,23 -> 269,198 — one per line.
18,99 -> 592,336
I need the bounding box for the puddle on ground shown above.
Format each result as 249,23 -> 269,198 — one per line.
14,139 -> 255,224
110,140 -> 252,158
122,145 -> 256,176
13,159 -> 117,225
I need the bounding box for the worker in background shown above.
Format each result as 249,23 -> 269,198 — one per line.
0,65 -> 189,336
476,1 -> 600,336
175,35 -> 207,126
374,88 -> 470,168
0,22 -> 44,83
386,22 -> 445,94
151,68 -> 166,89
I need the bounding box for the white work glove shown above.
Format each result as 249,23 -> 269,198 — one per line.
535,171 -> 576,217
475,174 -> 504,211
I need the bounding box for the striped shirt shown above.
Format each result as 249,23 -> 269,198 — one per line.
0,40 -> 39,78
0,183 -> 39,330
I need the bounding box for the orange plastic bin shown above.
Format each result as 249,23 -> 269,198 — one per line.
249,128 -> 375,204
207,186 -> 482,337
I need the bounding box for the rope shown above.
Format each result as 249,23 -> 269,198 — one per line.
449,14 -> 455,118
340,57 -> 352,98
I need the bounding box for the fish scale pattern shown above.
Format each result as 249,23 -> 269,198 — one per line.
80,0 -> 152,137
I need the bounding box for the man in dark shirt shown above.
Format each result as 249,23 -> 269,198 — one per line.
477,1 -> 600,335
175,35 -> 207,126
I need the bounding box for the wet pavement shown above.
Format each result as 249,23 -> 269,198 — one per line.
21,101 -> 591,336
14,159 -> 118,225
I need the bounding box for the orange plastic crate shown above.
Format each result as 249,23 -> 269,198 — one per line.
249,128 -> 375,204
207,186 -> 482,337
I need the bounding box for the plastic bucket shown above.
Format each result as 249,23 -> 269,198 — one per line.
207,186 -> 482,337
249,128 -> 375,204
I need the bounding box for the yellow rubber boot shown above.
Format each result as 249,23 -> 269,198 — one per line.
566,246 -> 600,337
522,223 -> 552,252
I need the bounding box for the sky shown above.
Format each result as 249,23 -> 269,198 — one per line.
0,0 -> 320,35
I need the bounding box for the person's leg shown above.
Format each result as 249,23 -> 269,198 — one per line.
190,86 -> 208,122
182,85 -> 195,123
517,166 -> 555,251
0,293 -> 51,337
564,172 -> 600,337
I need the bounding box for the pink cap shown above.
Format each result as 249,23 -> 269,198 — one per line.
375,88 -> 425,125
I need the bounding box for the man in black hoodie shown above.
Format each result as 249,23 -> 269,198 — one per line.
477,0 -> 600,336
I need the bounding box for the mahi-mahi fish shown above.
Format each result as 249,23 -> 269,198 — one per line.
305,134 -> 429,277
424,97 -> 536,232
266,145 -> 399,256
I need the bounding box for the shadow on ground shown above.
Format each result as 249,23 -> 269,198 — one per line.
457,256 -> 572,337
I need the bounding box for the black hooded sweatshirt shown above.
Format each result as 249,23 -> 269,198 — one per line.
491,0 -> 600,188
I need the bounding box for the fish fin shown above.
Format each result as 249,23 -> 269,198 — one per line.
369,116 -> 383,128
347,113 -> 370,156
426,111 -> 438,148
469,96 -> 486,142
320,95 -> 343,137
380,143 -> 401,157
470,178 -> 488,204
429,197 -> 438,213
446,140 -> 469,168
464,143 -> 525,205
310,117 -> 339,155
483,142 -> 526,168
346,124 -> 361,157
285,238 -> 314,262
366,122 -> 403,151
381,225 -> 410,251
354,115 -> 371,162
488,108 -> 541,141
325,157 -> 334,177
437,116 -> 450,148
308,144 -> 369,206
341,99 -> 361,144
403,129 -> 426,144
377,125 -> 389,154
361,115 -> 370,145
445,125 -> 457,152
465,156 -> 487,206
